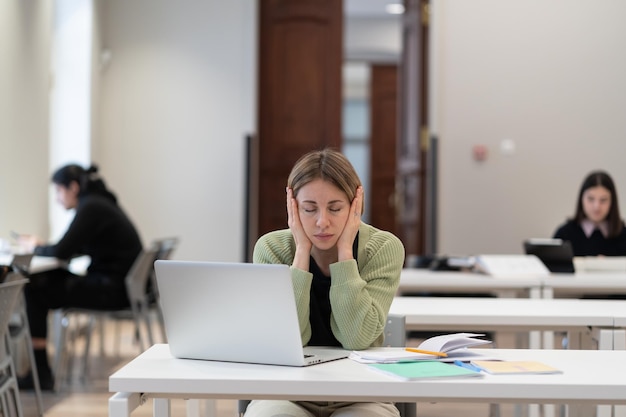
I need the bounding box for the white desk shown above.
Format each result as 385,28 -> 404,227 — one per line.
109,344 -> 626,417
389,296 -> 626,349
398,269 -> 544,298
542,273 -> 626,298
0,254 -> 89,275
399,269 -> 626,300
0,254 -> 63,274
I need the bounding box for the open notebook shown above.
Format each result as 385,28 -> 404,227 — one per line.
154,260 -> 348,366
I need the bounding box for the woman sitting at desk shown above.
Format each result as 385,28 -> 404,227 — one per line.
553,170 -> 626,256
246,149 -> 405,417
18,164 -> 142,390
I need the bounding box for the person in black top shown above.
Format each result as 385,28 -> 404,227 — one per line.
553,170 -> 626,256
18,164 -> 143,390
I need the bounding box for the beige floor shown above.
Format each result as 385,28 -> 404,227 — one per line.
17,320 -> 527,417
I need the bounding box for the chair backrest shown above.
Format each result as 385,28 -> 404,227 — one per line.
10,253 -> 34,277
125,248 -> 160,303
146,237 -> 180,303
152,237 -> 180,260
383,313 -> 406,347
0,279 -> 28,334
381,314 -> 416,417
0,265 -> 10,283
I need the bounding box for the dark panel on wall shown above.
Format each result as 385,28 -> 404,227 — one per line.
369,64 -> 399,237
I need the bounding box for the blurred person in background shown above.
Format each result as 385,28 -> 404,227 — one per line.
17,163 -> 142,390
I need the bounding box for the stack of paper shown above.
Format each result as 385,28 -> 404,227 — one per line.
351,333 -> 493,363
417,332 -> 492,353
368,361 -> 484,380
471,360 -> 562,375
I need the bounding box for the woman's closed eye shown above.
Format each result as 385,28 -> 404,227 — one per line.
300,206 -> 344,214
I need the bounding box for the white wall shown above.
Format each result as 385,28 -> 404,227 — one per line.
6,0 -> 626,262
91,0 -> 257,261
0,1 -> 51,241
432,0 -> 626,255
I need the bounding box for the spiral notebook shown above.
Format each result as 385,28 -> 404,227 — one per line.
154,260 -> 348,366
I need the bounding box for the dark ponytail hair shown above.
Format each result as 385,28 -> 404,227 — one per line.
51,163 -> 117,204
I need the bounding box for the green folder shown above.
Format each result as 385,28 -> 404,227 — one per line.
368,360 -> 483,380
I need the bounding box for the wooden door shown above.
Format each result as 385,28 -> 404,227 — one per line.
369,65 -> 399,237
256,0 -> 343,239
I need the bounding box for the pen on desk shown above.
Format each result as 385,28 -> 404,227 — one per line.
453,360 -> 482,372
405,347 -> 448,357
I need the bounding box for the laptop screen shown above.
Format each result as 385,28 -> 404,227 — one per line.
523,238 -> 575,273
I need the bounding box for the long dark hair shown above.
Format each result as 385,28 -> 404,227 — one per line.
573,170 -> 623,238
51,164 -> 117,204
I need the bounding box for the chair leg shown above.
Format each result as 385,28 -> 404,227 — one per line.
140,300 -> 154,346
4,334 -> 25,417
81,314 -> 97,381
98,315 -> 106,356
51,309 -> 66,384
20,306 -> 45,415
156,305 -> 167,342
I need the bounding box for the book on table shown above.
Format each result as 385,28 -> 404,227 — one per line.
368,360 -> 484,380
350,333 -> 492,363
471,360 -> 562,375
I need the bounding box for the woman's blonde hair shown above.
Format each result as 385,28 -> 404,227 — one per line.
287,148 -> 363,210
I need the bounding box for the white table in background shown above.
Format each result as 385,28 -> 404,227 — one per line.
542,272 -> 626,298
389,296 -> 626,417
389,296 -> 625,350
108,344 -> 626,417
398,269 -> 544,298
0,254 -> 88,275
542,273 -> 626,350
0,253 -> 64,273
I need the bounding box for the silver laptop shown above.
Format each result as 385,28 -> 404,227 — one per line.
154,260 -> 348,366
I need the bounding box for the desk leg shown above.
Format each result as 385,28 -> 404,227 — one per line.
529,286 -> 542,299
567,329 -> 594,350
203,400 -> 217,417
595,328 -> 626,417
187,400 -> 201,417
528,331 -> 541,349
109,392 -> 143,417
613,330 -> 626,350
154,398 -> 171,417
597,330 -> 615,417
609,330 -> 626,417
540,287 -> 554,299
185,399 -> 216,417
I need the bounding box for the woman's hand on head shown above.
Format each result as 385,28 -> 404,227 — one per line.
286,188 -> 312,269
336,186 -> 363,261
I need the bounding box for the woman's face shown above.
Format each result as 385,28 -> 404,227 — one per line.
295,179 -> 351,251
582,185 -> 612,224
55,181 -> 79,210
